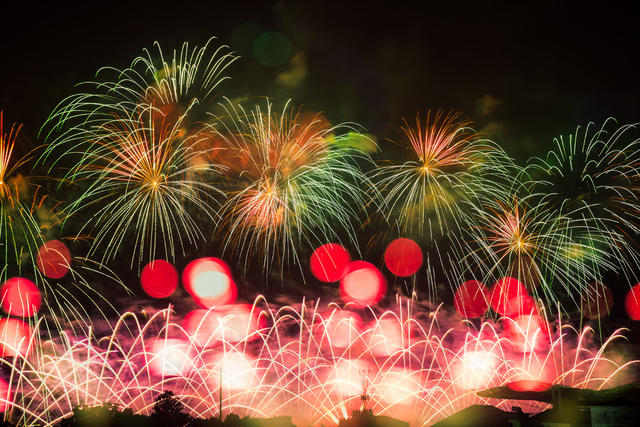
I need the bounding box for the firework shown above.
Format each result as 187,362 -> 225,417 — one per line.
40,37 -> 237,162
523,119 -> 640,283
0,112 -> 126,334
60,104 -> 225,266
370,110 -> 516,295
0,111 -> 44,281
211,100 -> 373,276
0,297 -> 634,426
459,195 -> 611,312
372,110 -> 514,236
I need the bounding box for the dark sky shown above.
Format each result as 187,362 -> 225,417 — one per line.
1,1 -> 638,161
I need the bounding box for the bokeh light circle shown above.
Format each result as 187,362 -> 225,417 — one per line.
0,378 -> 11,412
253,31 -> 292,66
455,350 -> 497,390
339,261 -> 386,307
0,277 -> 41,317
0,319 -> 31,358
140,260 -> 178,299
230,22 -> 264,57
504,314 -> 550,353
150,339 -> 194,377
384,238 -> 423,277
453,280 -> 489,319
366,317 -> 403,357
182,258 -> 236,308
36,240 -> 71,279
319,309 -> 362,348
625,283 -> 640,320
490,277 -> 535,317
209,352 -> 255,390
183,309 -> 222,348
310,243 -> 351,282
507,379 -> 552,392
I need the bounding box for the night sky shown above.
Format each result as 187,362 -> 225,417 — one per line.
1,1 -> 638,162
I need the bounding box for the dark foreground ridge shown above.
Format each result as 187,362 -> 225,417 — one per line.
47,392 -> 410,427
435,380 -> 640,426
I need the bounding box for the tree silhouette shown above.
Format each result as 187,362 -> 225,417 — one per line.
152,391 -> 191,426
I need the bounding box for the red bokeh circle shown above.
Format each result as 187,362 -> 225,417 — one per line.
490,277 -> 535,317
0,378 -> 11,412
454,280 -> 489,319
0,278 -> 41,317
340,261 -> 386,307
625,283 -> 640,320
581,282 -> 614,319
0,319 -> 31,358
36,240 -> 71,279
310,243 -> 351,282
140,260 -> 178,299
384,238 -> 423,277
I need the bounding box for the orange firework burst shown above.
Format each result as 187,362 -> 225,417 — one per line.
65,104 -> 225,266
212,100 -> 371,275
462,195 -> 611,309
372,110 -> 511,236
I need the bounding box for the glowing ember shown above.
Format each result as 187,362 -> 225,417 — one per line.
384,238 -> 423,277
507,379 -> 552,392
35,240 -> 71,279
0,277 -> 41,317
310,243 -> 351,282
453,280 -> 489,319
340,261 -> 386,306
140,260 -> 178,299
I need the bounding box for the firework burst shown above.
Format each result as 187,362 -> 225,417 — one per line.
523,119 -> 640,283
211,100 -> 373,276
40,37 -> 237,168
370,110 -> 516,295
460,194 -> 611,311
59,104 -> 225,266
0,112 -> 125,335
372,110 -> 514,237
0,111 -> 46,280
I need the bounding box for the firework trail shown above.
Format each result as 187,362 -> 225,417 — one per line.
210,100 -> 373,277
0,297 -> 635,426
